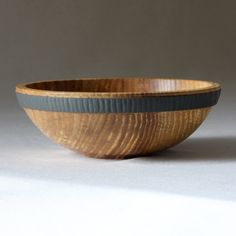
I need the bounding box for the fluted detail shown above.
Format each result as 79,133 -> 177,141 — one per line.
17,90 -> 220,113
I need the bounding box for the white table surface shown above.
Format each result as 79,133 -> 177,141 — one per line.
0,101 -> 236,236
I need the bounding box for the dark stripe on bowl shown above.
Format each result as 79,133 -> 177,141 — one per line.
16,90 -> 221,113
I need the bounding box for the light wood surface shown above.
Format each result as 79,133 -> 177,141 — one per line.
16,78 -> 220,98
16,78 -> 220,159
25,107 -> 210,159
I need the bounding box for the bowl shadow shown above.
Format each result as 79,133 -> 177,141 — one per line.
3,135 -> 236,201
138,136 -> 236,162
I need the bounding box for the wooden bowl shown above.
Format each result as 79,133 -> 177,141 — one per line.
16,78 -> 221,159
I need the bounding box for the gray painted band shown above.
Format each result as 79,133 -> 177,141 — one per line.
16,90 -> 221,113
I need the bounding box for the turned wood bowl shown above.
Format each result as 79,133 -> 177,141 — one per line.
16,78 -> 221,159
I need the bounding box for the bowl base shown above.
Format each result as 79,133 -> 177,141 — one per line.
24,107 -> 211,159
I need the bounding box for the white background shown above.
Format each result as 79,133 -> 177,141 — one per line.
1,100 -> 236,236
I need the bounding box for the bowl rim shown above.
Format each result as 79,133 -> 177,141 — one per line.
15,77 -> 221,98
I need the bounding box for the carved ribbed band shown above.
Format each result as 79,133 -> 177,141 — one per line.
16,90 -> 221,113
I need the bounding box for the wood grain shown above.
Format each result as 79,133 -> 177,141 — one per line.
25,107 -> 210,159
16,78 -> 220,98
16,78 -> 220,159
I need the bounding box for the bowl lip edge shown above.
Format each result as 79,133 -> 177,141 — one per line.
15,77 -> 221,98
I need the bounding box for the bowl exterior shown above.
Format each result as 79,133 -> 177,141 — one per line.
16,79 -> 220,159
24,108 -> 210,159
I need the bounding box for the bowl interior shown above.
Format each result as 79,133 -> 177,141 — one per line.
24,78 -> 219,95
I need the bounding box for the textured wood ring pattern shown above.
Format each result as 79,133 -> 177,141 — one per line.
16,78 -> 221,159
